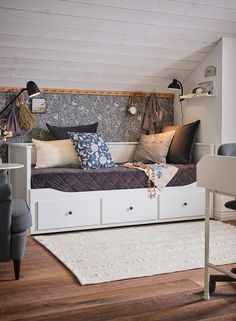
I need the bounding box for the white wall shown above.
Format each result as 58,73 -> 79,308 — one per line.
179,37 -> 236,220
177,37 -> 236,149
221,38 -> 236,143
174,40 -> 222,149
216,38 -> 236,219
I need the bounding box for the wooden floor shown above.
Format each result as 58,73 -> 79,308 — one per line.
0,225 -> 236,321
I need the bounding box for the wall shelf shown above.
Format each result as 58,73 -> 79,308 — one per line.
180,93 -> 215,99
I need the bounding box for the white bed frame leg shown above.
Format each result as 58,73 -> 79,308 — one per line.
204,189 -> 211,300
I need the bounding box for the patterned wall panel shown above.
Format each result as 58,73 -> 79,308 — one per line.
0,92 -> 174,161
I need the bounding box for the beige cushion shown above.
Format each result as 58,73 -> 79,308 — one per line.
133,131 -> 175,163
32,139 -> 80,168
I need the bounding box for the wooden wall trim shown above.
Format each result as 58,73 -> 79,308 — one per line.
0,87 -> 174,98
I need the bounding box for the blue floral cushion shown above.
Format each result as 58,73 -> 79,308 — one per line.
69,133 -> 115,170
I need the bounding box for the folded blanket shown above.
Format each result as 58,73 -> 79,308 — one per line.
123,162 -> 178,198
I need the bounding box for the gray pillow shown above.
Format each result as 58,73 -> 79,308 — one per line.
133,131 -> 176,163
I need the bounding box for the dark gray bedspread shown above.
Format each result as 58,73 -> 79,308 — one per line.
31,164 -> 196,192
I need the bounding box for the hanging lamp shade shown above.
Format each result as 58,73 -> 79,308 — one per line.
26,81 -> 40,98
168,78 -> 184,101
0,81 -> 40,116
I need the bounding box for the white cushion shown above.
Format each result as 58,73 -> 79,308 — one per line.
32,139 -> 80,168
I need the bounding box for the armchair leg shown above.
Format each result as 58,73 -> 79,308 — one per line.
13,260 -> 21,280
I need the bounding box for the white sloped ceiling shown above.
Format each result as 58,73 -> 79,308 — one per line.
0,0 -> 236,91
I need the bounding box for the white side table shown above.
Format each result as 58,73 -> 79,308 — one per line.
0,163 -> 24,183
0,164 -> 24,200
0,163 -> 24,171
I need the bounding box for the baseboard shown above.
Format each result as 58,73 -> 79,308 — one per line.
214,209 -> 236,221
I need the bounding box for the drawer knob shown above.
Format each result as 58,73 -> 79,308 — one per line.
129,206 -> 134,211
66,210 -> 73,215
183,202 -> 188,207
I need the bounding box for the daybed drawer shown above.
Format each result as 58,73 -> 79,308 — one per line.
37,198 -> 100,230
102,194 -> 157,224
159,189 -> 205,219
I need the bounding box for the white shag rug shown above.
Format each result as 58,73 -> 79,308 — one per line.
34,221 -> 236,285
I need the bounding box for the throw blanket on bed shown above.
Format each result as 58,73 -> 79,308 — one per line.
123,162 -> 178,198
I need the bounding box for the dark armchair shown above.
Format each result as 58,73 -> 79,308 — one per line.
0,172 -> 32,279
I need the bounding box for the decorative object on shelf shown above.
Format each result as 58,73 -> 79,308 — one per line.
204,66 -> 216,77
192,87 -> 204,94
198,81 -> 213,94
31,98 -> 46,114
168,79 -> 185,102
180,93 -> 215,99
180,81 -> 214,100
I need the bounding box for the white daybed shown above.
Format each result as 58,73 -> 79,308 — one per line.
8,142 -> 214,235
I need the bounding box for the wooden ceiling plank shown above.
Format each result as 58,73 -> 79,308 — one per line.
0,8 -> 235,42
0,35 -> 209,62
65,0 -> 236,22
0,22 -> 217,53
1,0 -> 236,32
0,47 -> 200,70
0,60 -> 192,79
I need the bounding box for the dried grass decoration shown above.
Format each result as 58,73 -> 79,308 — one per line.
17,94 -> 36,132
